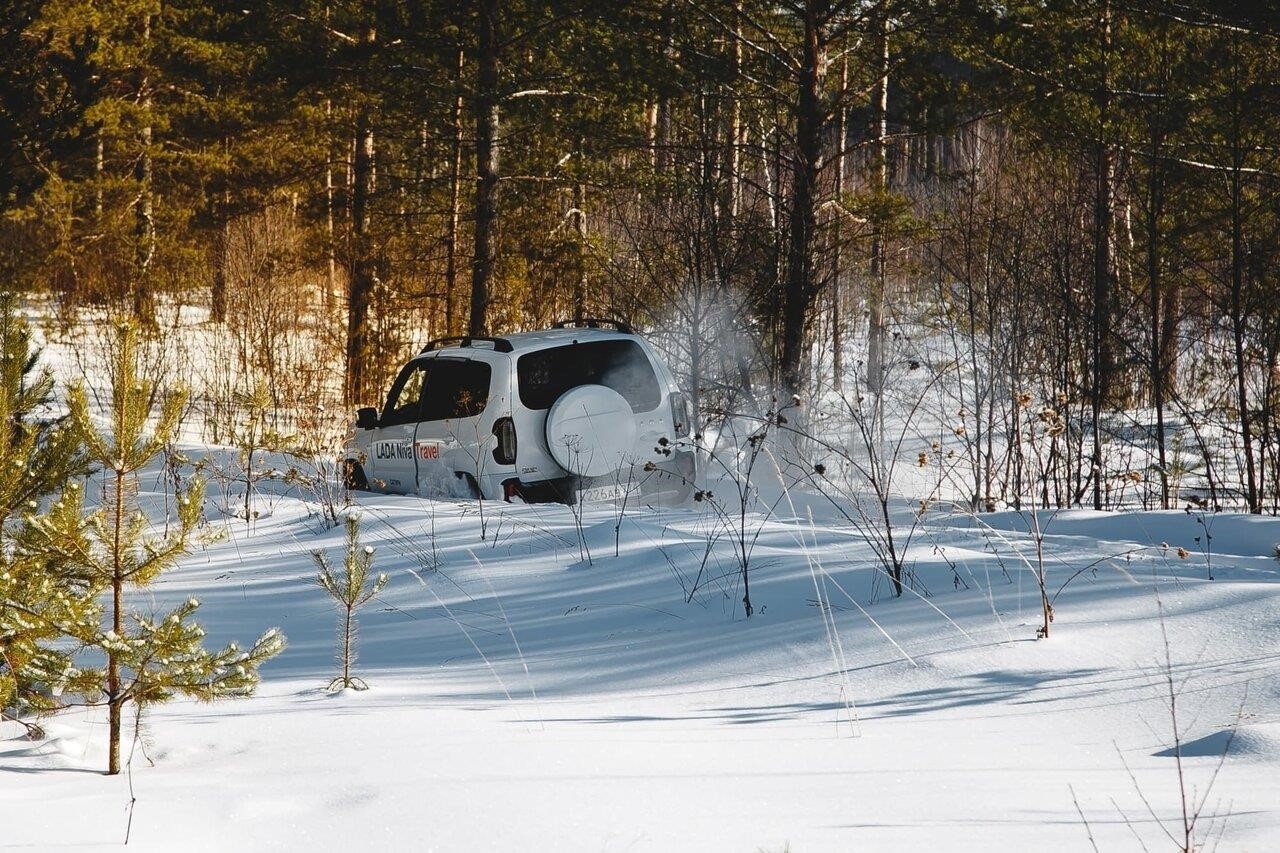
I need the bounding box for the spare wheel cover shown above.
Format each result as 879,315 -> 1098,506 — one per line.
545,385 -> 637,477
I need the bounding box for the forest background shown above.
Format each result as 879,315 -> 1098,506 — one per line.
4,0 -> 1280,515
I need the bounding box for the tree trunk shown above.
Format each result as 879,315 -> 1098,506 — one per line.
720,3 -> 743,224
1159,276 -> 1180,394
1226,34 -> 1259,514
690,280 -> 703,432
211,218 -> 229,324
1231,150 -> 1259,513
324,99 -> 337,320
1090,0 -> 1115,511
95,132 -> 104,220
470,0 -> 500,337
342,607 -> 353,687
106,467 -> 126,775
132,12 -> 155,327
654,1 -> 676,173
831,58 -> 847,394
211,176 -> 230,324
573,154 -> 587,321
1146,121 -> 1170,508
779,3 -> 823,397
107,573 -> 122,775
345,26 -> 377,405
445,48 -> 465,336
866,11 -> 889,396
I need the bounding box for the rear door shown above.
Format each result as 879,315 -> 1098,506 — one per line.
412,356 -> 498,493
513,338 -> 665,482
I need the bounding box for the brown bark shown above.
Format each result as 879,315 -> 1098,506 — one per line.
345,24 -> 377,405
1231,141 -> 1259,513
832,57 -> 847,393
1145,106 -> 1172,508
866,11 -> 889,396
779,3 -> 823,397
470,0 -> 500,337
211,219 -> 228,324
132,12 -> 155,327
211,173 -> 230,324
107,468 -> 125,775
325,99 -> 336,319
572,176 -> 587,321
653,1 -> 676,173
445,48 -> 465,336
720,3 -> 743,224
1090,0 -> 1114,511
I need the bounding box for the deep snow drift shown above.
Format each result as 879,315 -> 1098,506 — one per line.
4,461 -> 1279,851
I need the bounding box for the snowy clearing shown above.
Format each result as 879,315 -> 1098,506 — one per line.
4,470 -> 1279,851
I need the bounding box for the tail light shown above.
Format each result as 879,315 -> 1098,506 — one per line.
492,417 -> 517,464
670,392 -> 693,438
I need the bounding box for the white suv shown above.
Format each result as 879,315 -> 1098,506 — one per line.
344,320 -> 696,504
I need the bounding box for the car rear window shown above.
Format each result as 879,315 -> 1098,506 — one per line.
420,358 -> 492,421
517,340 -> 661,412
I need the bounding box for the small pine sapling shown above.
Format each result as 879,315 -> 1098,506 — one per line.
58,321 -> 285,775
313,514 -> 387,691
0,294 -> 93,732
232,380 -> 292,528
0,294 -> 88,526
1,489 -> 100,735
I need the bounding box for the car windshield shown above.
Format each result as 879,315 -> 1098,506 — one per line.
517,340 -> 660,412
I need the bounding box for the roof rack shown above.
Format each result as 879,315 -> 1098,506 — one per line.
550,318 -> 635,335
420,335 -> 514,354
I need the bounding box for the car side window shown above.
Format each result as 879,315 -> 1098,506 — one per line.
517,340 -> 660,412
381,363 -> 427,426
421,359 -> 492,421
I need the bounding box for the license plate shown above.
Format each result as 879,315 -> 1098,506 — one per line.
578,483 -> 625,503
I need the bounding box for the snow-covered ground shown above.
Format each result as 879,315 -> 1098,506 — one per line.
4,460 -> 1279,851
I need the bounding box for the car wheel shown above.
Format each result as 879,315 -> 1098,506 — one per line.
512,477 -> 576,505
458,472 -> 483,500
343,459 -> 370,491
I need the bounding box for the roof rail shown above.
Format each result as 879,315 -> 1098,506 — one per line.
550,318 -> 635,335
420,335 -> 514,354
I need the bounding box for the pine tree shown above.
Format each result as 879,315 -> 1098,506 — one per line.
232,379 -> 291,529
0,294 -> 88,524
0,293 -> 95,731
1,491 -> 101,735
0,2 -> 98,210
313,514 -> 386,691
41,320 -> 285,775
